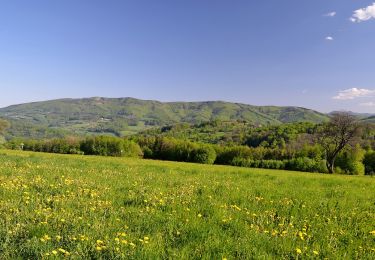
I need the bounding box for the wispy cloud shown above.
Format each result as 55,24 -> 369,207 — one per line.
325,36 -> 334,41
324,12 -> 336,17
333,88 -> 375,100
360,102 -> 375,107
350,3 -> 375,22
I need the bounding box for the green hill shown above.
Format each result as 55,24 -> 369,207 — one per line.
0,97 -> 329,139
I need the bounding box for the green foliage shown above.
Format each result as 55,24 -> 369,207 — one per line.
0,97 -> 329,139
231,157 -> 327,173
363,150 -> 375,175
295,144 -> 324,161
140,121 -> 317,148
245,122 -> 316,148
122,139 -> 144,158
215,145 -> 251,165
191,145 -> 216,164
21,138 -> 82,155
15,136 -> 142,158
5,115 -> 374,175
232,158 -> 286,169
80,136 -> 143,158
316,113 -> 362,174
286,158 -> 328,173
138,137 -> 216,165
4,119 -> 71,140
335,145 -> 365,175
80,136 -> 123,156
0,118 -> 10,134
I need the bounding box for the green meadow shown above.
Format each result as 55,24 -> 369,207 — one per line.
0,150 -> 374,259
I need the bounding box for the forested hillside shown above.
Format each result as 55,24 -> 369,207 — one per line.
138,121 -> 316,147
0,97 -> 329,139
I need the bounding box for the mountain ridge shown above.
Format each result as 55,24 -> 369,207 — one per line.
0,97 -> 330,139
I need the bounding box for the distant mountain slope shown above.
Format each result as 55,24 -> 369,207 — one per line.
329,111 -> 374,119
0,97 -> 329,138
362,115 -> 375,123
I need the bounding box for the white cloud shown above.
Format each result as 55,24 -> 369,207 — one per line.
360,102 -> 375,107
325,36 -> 334,41
350,3 -> 375,22
324,12 -> 336,17
333,88 -> 375,100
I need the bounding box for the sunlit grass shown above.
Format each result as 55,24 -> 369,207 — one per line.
0,150 -> 374,259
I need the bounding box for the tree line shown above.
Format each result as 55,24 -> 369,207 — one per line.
3,113 -> 375,175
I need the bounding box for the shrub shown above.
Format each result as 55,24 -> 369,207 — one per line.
142,146 -> 153,159
363,151 -> 375,175
215,146 -> 253,165
335,145 -> 365,175
191,146 -> 216,164
80,136 -> 143,157
122,140 -> 143,158
286,157 -> 327,173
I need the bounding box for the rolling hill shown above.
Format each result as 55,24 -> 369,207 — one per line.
0,97 -> 329,139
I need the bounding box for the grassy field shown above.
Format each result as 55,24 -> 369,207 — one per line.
0,150 -> 374,259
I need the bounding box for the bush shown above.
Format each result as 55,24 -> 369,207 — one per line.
215,146 -> 253,165
286,157 -> 327,173
363,151 -> 375,175
135,137 -> 217,164
335,145 -> 365,175
122,140 -> 143,158
191,146 -> 216,164
80,136 -> 143,157
5,139 -> 25,150
19,138 -> 81,154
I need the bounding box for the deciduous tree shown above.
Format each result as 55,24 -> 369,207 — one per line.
316,112 -> 361,173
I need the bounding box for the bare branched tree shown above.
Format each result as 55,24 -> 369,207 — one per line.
315,112 -> 361,173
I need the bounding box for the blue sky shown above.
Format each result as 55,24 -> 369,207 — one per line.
0,1 -> 374,112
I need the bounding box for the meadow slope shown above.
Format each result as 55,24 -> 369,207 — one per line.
0,150 -> 374,259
